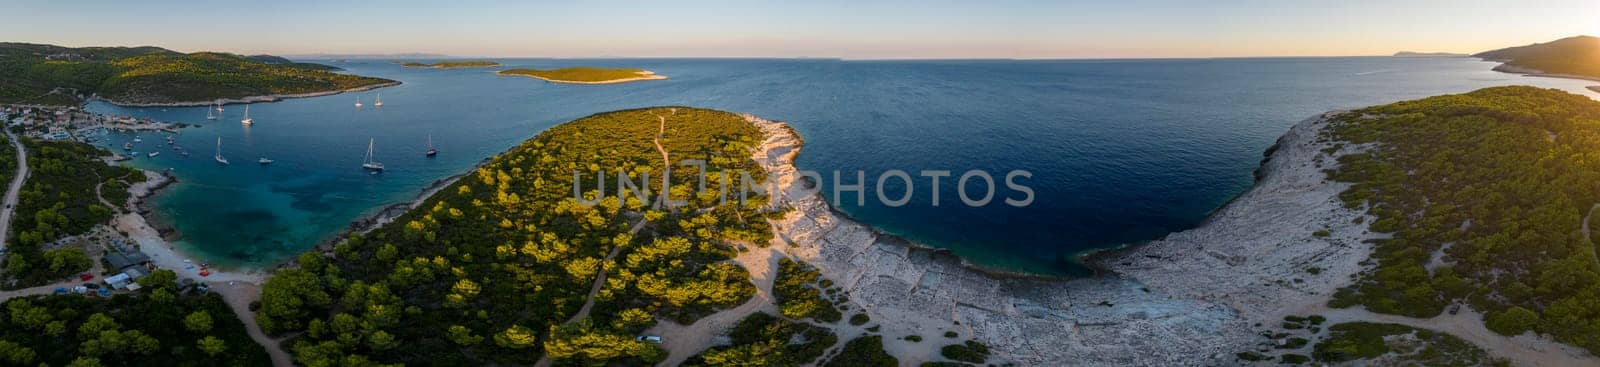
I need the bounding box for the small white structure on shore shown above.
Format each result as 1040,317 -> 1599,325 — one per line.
105,273 -> 139,290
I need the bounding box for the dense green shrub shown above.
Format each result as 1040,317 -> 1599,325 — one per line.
775,258 -> 842,323
940,340 -> 991,364
0,292 -> 269,366
823,335 -> 898,367
258,108 -> 775,365
1324,87 -> 1600,354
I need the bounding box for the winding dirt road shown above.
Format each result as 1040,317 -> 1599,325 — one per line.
0,130 -> 29,252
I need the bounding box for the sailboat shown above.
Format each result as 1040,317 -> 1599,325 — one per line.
362,138 -> 384,171
374,94 -> 384,107
425,134 -> 437,157
206,107 -> 216,120
241,105 -> 253,125
214,100 -> 224,112
354,96 -> 363,108
214,137 -> 229,165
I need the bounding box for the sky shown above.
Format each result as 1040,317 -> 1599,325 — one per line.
5,0 -> 1598,59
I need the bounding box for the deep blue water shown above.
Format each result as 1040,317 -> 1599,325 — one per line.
88,57 -> 1600,275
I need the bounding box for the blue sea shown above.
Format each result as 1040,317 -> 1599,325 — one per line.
88,57 -> 1600,275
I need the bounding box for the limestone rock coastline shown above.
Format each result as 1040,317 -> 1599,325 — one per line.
745,112 -> 1371,365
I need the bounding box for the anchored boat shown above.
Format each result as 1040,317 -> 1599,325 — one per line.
362,138 -> 384,171
214,137 -> 228,165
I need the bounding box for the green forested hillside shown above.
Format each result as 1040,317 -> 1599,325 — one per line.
0,43 -> 389,105
1474,35 -> 1600,79
1325,86 -> 1600,354
256,107 -> 777,366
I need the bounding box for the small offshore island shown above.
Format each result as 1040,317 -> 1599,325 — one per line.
497,67 -> 668,84
399,60 -> 502,69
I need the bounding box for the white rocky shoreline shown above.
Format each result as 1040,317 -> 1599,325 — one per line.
741,111 -> 1595,366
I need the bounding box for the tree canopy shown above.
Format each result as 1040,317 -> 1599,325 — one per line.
257,107 -> 778,365
1325,86 -> 1600,354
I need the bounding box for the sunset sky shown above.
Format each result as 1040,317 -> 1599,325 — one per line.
7,0 -> 1598,58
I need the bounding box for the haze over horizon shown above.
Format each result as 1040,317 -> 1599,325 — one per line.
6,0 -> 1599,59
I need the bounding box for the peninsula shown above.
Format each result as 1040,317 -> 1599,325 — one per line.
497,67 -> 667,84
1474,35 -> 1600,81
1392,51 -> 1467,57
0,43 -> 397,106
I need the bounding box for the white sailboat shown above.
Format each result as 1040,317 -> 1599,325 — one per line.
241,105 -> 253,125
425,134 -> 437,157
355,96 -> 363,108
362,138 -> 384,171
206,107 -> 216,120
215,100 -> 224,112
214,137 -> 229,165
374,94 -> 384,107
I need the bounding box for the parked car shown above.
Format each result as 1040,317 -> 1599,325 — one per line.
1448,303 -> 1462,315
635,335 -> 663,344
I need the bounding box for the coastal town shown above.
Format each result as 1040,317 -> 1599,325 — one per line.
0,104 -> 281,364
3,104 -> 185,158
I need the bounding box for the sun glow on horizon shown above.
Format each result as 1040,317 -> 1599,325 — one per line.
2,0 -> 1599,59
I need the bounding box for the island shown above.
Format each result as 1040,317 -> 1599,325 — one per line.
400,60 -> 502,69
496,67 -> 667,84
1474,35 -> 1600,81
1392,51 -> 1468,57
0,43 -> 397,106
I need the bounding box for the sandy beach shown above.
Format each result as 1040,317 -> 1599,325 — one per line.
113,170 -> 266,283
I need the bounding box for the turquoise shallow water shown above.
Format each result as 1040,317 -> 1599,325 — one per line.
88,58 -> 1600,274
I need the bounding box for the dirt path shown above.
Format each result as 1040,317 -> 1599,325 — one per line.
535,112 -> 678,367
651,110 -> 672,210
1289,302 -> 1599,366
0,130 -> 29,252
212,282 -> 294,367
1583,203 -> 1600,267
649,246 -> 783,366
0,279 -> 87,299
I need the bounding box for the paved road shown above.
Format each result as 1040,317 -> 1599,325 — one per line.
0,130 -> 28,253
